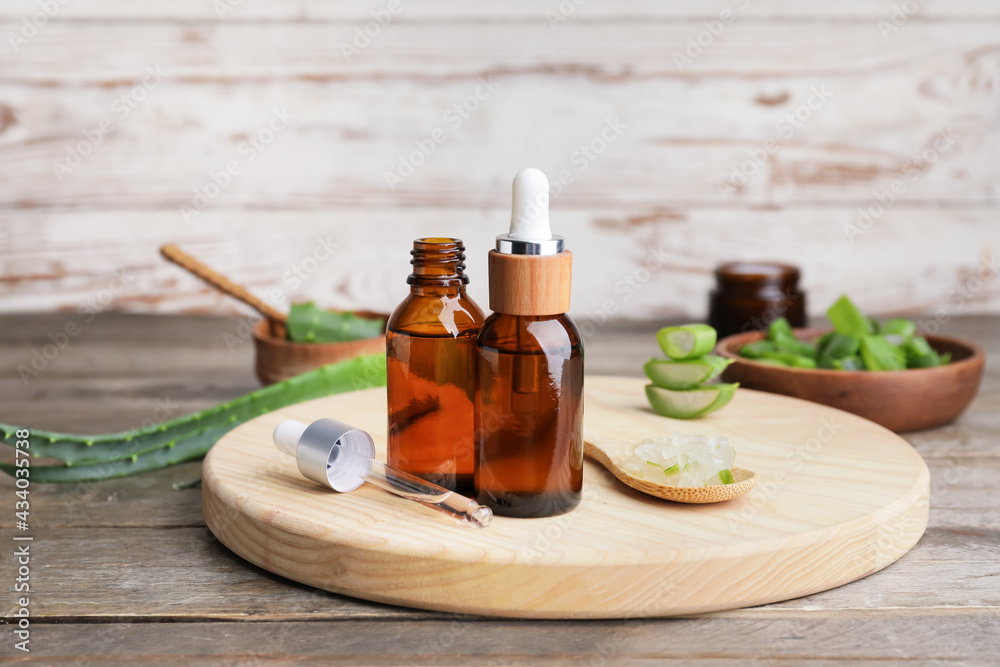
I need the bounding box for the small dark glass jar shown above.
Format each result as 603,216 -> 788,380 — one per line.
708,262 -> 806,339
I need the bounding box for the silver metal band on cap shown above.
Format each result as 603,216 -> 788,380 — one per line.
496,234 -> 564,256
296,418 -> 375,492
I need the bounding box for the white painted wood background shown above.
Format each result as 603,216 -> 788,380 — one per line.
0,1 -> 997,324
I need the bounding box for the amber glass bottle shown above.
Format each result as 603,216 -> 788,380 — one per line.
475,313 -> 584,517
474,168 -> 584,518
386,238 -> 485,495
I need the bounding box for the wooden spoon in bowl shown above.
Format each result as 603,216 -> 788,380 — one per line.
584,439 -> 759,504
160,244 -> 289,338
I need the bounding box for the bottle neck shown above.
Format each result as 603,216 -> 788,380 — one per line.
407,237 -> 470,291
411,284 -> 466,297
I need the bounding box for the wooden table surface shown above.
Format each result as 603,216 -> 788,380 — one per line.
1,313 -> 997,665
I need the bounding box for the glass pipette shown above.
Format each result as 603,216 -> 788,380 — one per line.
273,418 -> 492,529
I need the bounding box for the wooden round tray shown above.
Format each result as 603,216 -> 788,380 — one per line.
202,376 -> 929,619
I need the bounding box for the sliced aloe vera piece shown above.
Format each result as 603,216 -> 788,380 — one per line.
902,336 -> 945,368
819,333 -> 860,360
833,355 -> 866,371
656,324 -> 718,360
287,302 -> 385,343
767,316 -> 794,340
645,383 -> 739,420
860,335 -> 906,371
739,340 -> 779,359
643,355 -> 733,390
881,318 -> 916,343
772,332 -> 816,357
755,351 -> 817,369
719,469 -> 734,484
828,295 -> 874,338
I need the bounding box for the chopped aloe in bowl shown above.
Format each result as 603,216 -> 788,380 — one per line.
286,302 -> 386,343
737,295 -> 951,371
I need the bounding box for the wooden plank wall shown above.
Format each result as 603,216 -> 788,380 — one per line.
0,1 -> 997,322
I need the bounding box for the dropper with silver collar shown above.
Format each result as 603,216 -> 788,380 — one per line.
495,168 -> 564,256
273,418 -> 493,529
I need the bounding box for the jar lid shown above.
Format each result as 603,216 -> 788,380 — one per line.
715,262 -> 800,287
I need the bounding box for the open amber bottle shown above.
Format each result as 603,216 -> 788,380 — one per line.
386,238 -> 485,495
475,169 -> 584,518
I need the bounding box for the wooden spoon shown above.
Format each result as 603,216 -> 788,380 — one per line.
160,244 -> 288,338
584,439 -> 758,504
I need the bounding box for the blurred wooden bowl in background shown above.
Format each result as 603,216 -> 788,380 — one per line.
252,311 -> 388,385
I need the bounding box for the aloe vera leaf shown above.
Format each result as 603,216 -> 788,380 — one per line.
827,295 -> 874,338
832,355 -> 866,371
656,324 -> 717,360
0,423 -> 235,482
903,336 -> 944,368
0,354 -> 387,469
817,355 -> 838,370
860,335 -> 906,371
286,302 -> 385,343
904,335 -> 933,356
906,352 -> 942,369
880,318 -> 917,342
815,331 -> 835,351
739,340 -> 779,359
772,331 -> 817,357
754,358 -> 790,367
819,333 -> 860,362
643,356 -> 733,390
755,351 -> 817,369
766,317 -> 794,341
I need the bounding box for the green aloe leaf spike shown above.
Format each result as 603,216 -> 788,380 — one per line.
0,354 -> 387,481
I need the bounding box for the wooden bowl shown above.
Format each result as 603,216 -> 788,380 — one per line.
252,311 -> 388,385
715,328 -> 985,433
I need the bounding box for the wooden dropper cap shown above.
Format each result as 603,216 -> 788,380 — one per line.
488,168 -> 573,316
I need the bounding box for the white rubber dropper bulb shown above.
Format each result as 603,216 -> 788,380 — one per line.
508,168 -> 552,241
273,419 -> 307,456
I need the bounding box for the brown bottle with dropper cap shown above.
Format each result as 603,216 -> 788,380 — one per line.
474,168 -> 584,518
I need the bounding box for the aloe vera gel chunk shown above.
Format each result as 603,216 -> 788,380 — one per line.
623,433 -> 737,487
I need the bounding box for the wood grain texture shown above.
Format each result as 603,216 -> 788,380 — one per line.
202,377 -> 928,618
3,1 -> 1000,21
1,4 -> 998,322
488,250 -> 573,316
1,35 -> 996,207
1,211 -> 997,321
10,615 -> 1000,665
0,313 -> 996,663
